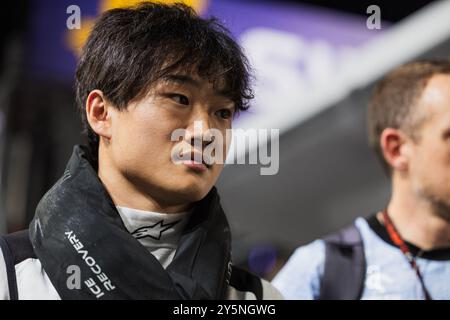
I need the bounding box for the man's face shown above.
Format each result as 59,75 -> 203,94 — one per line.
408,74 -> 450,217
107,74 -> 235,206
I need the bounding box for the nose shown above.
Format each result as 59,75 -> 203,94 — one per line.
184,113 -> 214,150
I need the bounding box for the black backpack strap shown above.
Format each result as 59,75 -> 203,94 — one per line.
0,229 -> 36,300
319,223 -> 366,300
230,266 -> 263,300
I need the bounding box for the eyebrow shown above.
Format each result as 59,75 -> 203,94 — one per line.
162,74 -> 234,101
164,74 -> 200,88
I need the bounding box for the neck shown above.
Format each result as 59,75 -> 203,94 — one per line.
97,147 -> 191,214
380,174 -> 450,250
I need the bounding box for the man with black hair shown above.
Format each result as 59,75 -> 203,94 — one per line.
273,60 -> 450,300
0,2 -> 282,300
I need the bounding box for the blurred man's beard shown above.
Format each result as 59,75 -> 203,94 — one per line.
431,198 -> 450,222
420,187 -> 450,222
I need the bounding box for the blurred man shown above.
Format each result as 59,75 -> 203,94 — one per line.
273,60 -> 450,299
0,3 -> 281,300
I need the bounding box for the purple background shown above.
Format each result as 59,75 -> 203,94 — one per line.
26,0 -> 385,82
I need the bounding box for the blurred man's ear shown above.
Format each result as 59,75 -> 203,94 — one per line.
85,90 -> 112,141
380,128 -> 411,172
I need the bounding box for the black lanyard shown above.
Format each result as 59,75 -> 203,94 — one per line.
382,209 -> 432,300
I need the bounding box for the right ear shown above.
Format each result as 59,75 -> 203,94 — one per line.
85,90 -> 112,141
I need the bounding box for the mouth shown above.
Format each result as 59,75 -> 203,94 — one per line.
180,159 -> 208,172
178,150 -> 211,172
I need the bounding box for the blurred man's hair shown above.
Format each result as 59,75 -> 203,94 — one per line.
75,2 -> 253,161
368,59 -> 450,173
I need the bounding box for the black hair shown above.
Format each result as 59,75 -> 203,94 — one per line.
75,2 -> 253,161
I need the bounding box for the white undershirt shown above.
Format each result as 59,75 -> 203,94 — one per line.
116,206 -> 191,269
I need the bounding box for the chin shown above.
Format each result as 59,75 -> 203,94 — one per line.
173,187 -> 210,204
172,178 -> 212,203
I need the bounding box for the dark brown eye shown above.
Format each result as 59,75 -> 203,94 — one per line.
443,128 -> 450,139
217,109 -> 233,119
170,94 -> 189,105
